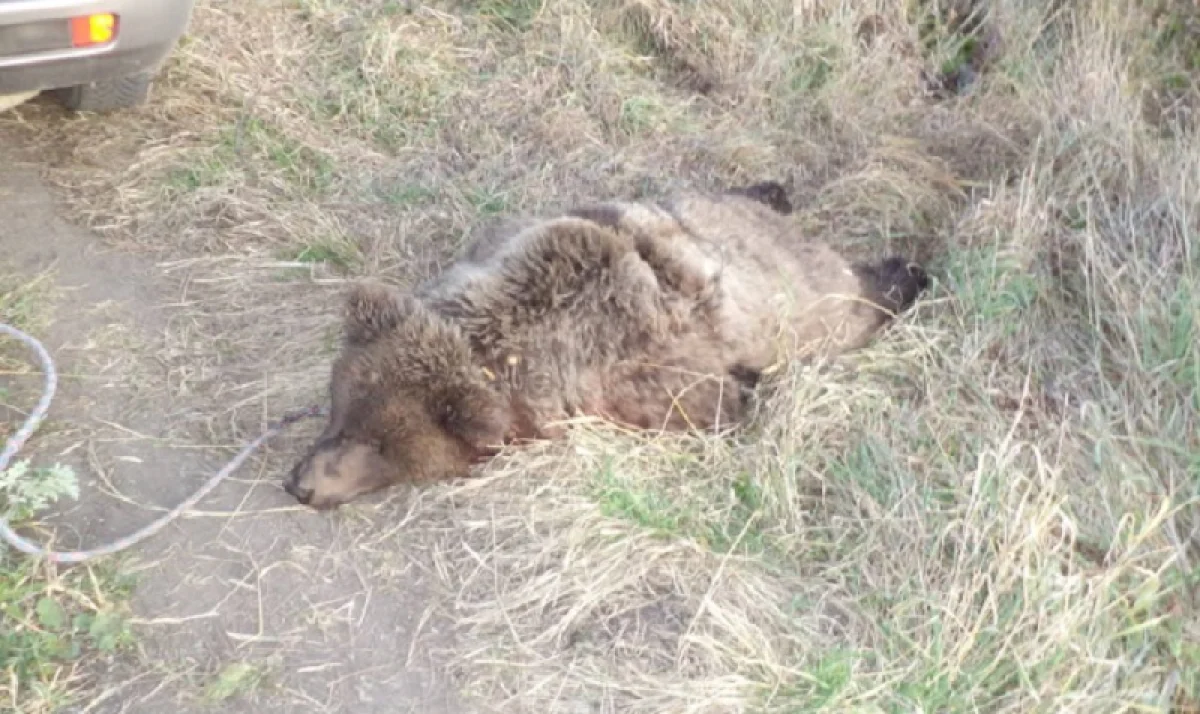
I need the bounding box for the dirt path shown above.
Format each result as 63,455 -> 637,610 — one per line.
1,139 -> 467,713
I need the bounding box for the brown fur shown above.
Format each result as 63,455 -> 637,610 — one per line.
284,186 -> 928,509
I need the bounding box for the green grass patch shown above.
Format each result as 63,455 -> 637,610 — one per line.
942,244 -> 1039,337
0,554 -> 136,711
1135,280 -> 1199,389
466,187 -> 513,216
591,453 -> 768,555
166,115 -> 337,197
617,95 -> 666,137
0,276 -> 137,712
0,467 -> 136,712
291,237 -> 362,271
786,38 -> 839,94
201,660 -> 274,704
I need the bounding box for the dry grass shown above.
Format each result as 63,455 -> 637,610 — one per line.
3,0 -> 1199,711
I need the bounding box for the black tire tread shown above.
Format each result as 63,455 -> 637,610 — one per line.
53,71 -> 154,112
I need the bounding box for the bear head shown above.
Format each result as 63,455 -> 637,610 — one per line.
283,282 -> 510,509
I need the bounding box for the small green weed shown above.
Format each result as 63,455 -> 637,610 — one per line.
0,461 -> 79,522
593,458 -> 685,536
943,244 -> 1039,336
0,508 -> 136,711
617,96 -> 664,137
202,661 -> 273,704
167,116 -> 336,197
787,39 -> 839,93
1135,281 -> 1199,389
466,187 -> 512,216
591,455 -> 767,554
290,237 -> 362,271
0,278 -> 136,712
165,152 -> 234,193
763,649 -> 861,711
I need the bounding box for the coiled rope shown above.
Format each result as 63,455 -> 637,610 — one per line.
0,322 -> 325,564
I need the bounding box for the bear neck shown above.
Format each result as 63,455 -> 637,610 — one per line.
422,297 -> 523,397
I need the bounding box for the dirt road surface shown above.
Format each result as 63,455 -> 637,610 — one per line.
1,129 -> 467,714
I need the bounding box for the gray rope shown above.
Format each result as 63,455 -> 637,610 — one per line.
0,322 -> 324,564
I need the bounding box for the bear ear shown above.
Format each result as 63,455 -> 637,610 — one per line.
343,281 -> 414,346
726,181 -> 793,215
437,383 -> 510,453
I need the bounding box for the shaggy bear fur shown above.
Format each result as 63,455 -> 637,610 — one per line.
283,183 -> 928,509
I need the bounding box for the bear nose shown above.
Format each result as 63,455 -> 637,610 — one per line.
283,479 -> 313,504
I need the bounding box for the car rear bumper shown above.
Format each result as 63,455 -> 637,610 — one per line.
0,0 -> 195,94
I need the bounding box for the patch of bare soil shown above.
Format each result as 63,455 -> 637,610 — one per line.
0,139 -> 467,714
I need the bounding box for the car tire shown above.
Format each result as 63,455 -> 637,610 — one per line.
52,70 -> 155,112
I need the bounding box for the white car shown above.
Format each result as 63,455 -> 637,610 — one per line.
0,0 -> 195,112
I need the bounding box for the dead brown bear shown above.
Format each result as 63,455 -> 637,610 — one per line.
283,183 -> 928,509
